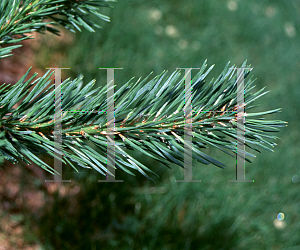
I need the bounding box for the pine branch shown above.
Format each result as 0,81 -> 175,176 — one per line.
0,0 -> 287,181
0,0 -> 115,58
0,63 -> 287,181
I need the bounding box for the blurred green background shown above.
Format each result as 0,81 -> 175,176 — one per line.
21,0 -> 300,249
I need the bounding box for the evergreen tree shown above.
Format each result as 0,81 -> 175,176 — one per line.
0,0 -> 287,181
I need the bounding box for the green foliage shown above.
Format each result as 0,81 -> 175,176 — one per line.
0,61 -> 286,181
0,0 -> 287,181
0,0 -> 114,58
0,1 -> 298,250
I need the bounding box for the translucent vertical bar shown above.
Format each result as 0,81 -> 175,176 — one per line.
229,67 -> 253,183
106,69 -> 116,181
98,68 -> 123,183
45,68 -> 71,183
184,68 -> 193,181
176,67 -> 201,183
